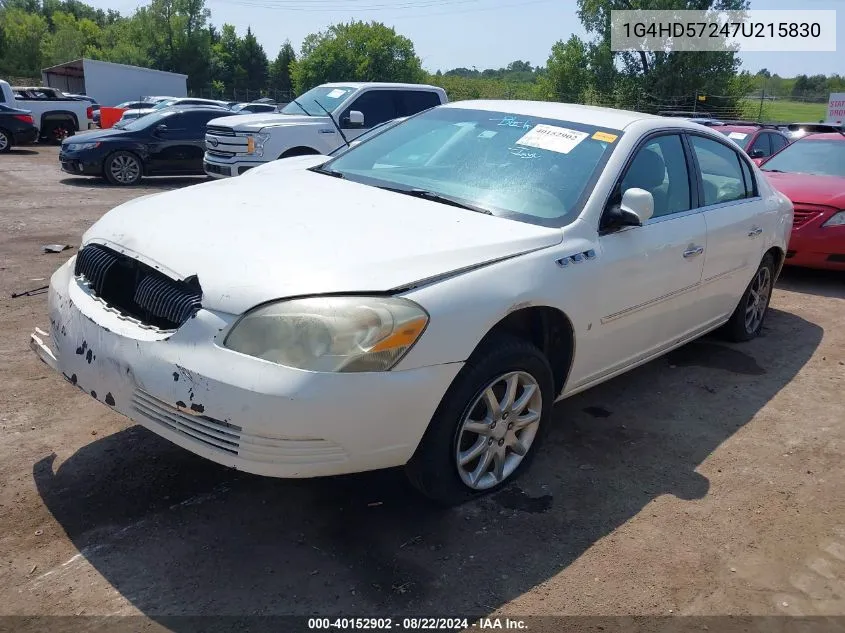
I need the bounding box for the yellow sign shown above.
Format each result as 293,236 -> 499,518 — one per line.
592,131 -> 618,143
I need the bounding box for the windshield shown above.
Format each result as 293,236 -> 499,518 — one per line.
320,107 -> 622,227
719,129 -> 752,149
120,110 -> 174,132
762,139 -> 845,177
281,86 -> 356,116
151,99 -> 177,111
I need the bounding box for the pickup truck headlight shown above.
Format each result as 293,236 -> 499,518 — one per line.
223,296 -> 429,372
246,133 -> 271,157
822,211 -> 845,227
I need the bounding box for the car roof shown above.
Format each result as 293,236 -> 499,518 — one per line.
320,82 -> 445,91
441,100 -> 666,130
795,132 -> 845,141
718,125 -> 761,134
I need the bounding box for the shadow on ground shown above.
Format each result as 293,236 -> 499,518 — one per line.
59,177 -> 207,190
8,148 -> 39,155
776,266 -> 844,300
33,308 -> 821,625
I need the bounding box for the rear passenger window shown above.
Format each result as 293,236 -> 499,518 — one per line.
398,91 -> 441,117
771,134 -> 789,153
749,133 -> 771,157
689,136 -> 749,206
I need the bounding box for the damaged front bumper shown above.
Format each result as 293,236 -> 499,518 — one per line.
31,258 -> 461,478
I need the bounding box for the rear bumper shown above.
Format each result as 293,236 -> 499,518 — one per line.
14,127 -> 39,145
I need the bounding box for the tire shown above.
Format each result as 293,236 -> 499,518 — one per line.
406,334 -> 555,506
104,151 -> 143,186
721,253 -> 776,342
44,121 -> 74,145
0,128 -> 11,153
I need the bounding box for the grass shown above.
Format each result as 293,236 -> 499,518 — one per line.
740,98 -> 828,123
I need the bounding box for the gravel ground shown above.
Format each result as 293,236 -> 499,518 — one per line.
1,146 -> 844,629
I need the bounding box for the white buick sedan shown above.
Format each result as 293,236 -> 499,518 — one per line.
31,101 -> 793,505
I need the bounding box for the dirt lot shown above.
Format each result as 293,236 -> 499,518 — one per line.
1,146 -> 844,627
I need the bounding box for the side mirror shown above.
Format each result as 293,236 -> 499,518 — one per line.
600,188 -> 653,233
749,148 -> 766,158
347,110 -> 365,127
752,157 -> 766,167
619,187 -> 654,224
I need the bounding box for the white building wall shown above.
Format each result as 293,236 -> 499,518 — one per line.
81,59 -> 188,106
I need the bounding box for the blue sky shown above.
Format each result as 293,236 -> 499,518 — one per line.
90,0 -> 843,76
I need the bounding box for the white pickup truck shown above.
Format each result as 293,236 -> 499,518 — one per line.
0,79 -> 93,143
203,82 -> 447,178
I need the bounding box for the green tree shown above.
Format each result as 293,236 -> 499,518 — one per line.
238,26 -> 267,92
576,0 -> 748,109
0,8 -> 48,75
291,20 -> 424,93
542,35 -> 589,102
268,38 -> 295,95
42,11 -> 102,64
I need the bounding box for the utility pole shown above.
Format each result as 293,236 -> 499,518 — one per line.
758,89 -> 765,121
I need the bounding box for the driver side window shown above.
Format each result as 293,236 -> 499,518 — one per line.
620,134 -> 691,218
342,91 -> 398,129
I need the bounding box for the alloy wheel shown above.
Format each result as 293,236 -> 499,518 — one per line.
109,155 -> 141,184
455,371 -> 542,490
0,131 -> 9,152
745,266 -> 771,333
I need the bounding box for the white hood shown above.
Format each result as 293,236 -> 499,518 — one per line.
209,112 -> 329,132
82,157 -> 562,314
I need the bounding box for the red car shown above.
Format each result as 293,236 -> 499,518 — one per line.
717,124 -> 790,160
758,133 -> 845,271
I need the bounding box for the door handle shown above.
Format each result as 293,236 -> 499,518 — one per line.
683,246 -> 704,259
748,226 -> 763,237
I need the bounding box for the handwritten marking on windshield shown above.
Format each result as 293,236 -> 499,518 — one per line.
508,147 -> 540,159
494,116 -> 532,130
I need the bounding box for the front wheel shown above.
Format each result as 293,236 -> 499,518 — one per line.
722,253 -> 776,342
104,151 -> 143,186
406,334 -> 554,506
0,128 -> 11,153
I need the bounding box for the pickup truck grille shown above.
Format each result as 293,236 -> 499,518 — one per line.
205,128 -> 250,156
206,126 -> 235,136
74,244 -> 202,331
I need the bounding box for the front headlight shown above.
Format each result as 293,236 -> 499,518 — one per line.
66,142 -> 100,151
223,296 -> 429,372
822,211 -> 845,227
246,133 -> 270,157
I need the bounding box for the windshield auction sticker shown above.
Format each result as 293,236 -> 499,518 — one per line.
515,125 -> 589,154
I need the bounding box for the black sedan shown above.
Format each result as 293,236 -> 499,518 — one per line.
59,106 -> 234,185
0,104 -> 39,153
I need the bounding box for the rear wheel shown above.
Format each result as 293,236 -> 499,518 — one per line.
722,253 -> 775,342
104,151 -> 143,186
44,121 -> 74,145
406,334 -> 554,505
0,128 -> 11,153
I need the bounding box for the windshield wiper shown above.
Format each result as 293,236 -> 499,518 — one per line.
311,165 -> 344,178
291,98 -> 311,116
375,186 -> 493,215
